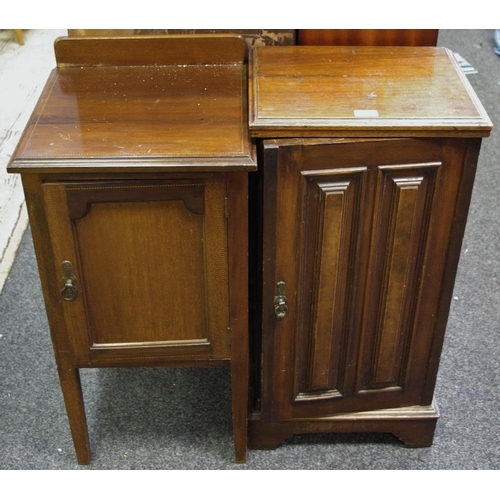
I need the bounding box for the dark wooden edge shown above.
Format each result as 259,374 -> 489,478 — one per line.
7,157 -> 258,174
249,122 -> 492,139
248,47 -> 258,134
227,172 -> 250,463
443,47 -> 494,133
54,35 -> 247,67
80,358 -> 230,369
259,142 -> 280,423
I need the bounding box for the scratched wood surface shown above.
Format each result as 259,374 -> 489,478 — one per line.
0,29 -> 65,292
249,46 -> 492,138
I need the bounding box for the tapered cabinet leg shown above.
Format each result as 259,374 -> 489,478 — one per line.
57,366 -> 91,465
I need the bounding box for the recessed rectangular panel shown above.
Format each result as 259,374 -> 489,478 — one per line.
75,199 -> 208,346
364,163 -> 438,389
296,168 -> 366,398
309,183 -> 347,391
373,180 -> 420,384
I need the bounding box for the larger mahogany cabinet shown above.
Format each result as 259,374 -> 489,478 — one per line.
247,46 -> 492,449
7,36 -> 256,464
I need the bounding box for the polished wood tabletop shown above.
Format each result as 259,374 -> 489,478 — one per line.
9,36 -> 256,173
249,46 -> 492,138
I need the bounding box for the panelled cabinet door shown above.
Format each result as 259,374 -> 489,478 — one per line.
261,138 -> 466,421
42,178 -> 230,364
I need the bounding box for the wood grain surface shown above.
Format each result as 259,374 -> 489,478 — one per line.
8,36 -> 256,172
249,46 -> 492,137
11,35 -> 255,464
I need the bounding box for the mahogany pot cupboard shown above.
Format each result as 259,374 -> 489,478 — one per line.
8,35 -> 256,464
7,36 -> 491,464
247,45 -> 491,448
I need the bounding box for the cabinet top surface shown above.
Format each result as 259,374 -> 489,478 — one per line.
9,36 -> 256,172
249,46 -> 492,138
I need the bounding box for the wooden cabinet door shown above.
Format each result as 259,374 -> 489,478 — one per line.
42,178 -> 230,364
261,137 -> 474,421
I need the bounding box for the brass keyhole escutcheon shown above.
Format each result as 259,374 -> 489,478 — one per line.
61,261 -> 78,301
274,281 -> 288,320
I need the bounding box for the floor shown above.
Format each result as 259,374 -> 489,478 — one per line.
0,29 -> 66,292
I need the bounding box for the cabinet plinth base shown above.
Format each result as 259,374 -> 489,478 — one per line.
248,400 -> 439,450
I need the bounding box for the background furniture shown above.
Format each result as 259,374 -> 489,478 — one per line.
14,29 -> 23,45
297,29 -> 438,46
66,29 -> 438,48
66,29 -> 296,47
